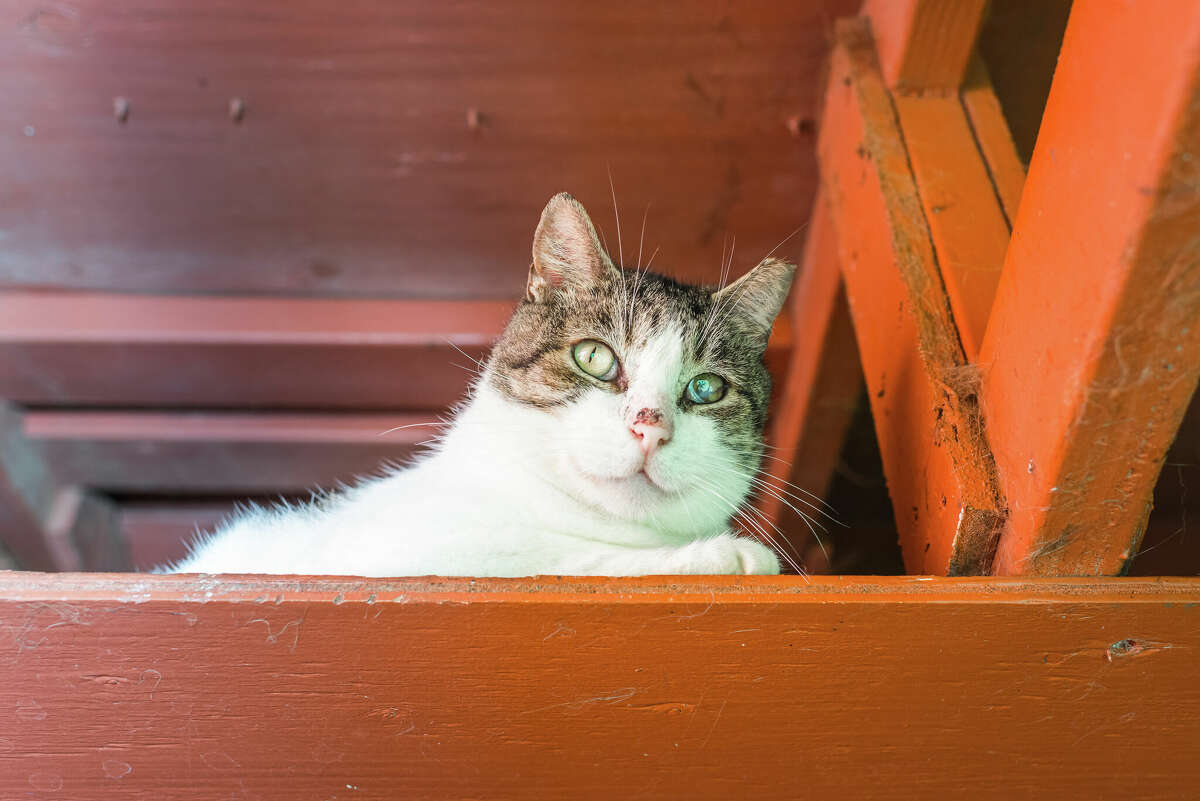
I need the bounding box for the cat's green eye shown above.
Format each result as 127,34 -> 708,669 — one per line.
572,339 -> 619,381
686,373 -> 727,404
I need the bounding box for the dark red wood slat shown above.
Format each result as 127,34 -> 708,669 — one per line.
0,292 -> 509,409
24,411 -> 433,493
0,0 -> 853,298
0,291 -> 793,408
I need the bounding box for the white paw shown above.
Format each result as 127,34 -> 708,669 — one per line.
730,536 -> 781,575
692,534 -> 780,575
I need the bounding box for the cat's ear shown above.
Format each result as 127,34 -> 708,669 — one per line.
712,258 -> 796,346
527,193 -> 615,302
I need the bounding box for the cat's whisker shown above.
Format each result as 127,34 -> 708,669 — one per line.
706,459 -> 843,522
761,220 -> 809,263
636,202 -> 650,271
643,246 -> 660,271
690,476 -> 804,575
607,167 -> 625,270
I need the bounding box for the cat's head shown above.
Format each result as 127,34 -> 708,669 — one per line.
486,192 -> 794,537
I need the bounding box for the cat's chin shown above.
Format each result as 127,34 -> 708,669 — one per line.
571,468 -> 678,518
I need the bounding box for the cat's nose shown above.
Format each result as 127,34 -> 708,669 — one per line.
631,408 -> 672,455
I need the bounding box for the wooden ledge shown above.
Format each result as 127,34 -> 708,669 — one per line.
1,572 -> 1198,604
2,572 -> 1198,798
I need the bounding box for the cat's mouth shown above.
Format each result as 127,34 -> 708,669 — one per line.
634,468 -> 667,492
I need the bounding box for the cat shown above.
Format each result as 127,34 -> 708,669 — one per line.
168,193 -> 796,577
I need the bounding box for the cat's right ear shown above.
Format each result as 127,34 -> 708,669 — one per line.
527,193 -> 615,302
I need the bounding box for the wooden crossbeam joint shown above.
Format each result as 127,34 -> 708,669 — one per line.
818,19 -> 1007,574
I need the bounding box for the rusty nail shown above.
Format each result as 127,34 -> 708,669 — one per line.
229,97 -> 246,123
113,97 -> 130,123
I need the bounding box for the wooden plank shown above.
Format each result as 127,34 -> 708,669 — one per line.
861,0 -> 987,89
818,20 -> 1004,574
0,573 -> 1198,799
892,90 -> 1010,358
961,56 -> 1026,225
978,2 -> 1200,576
0,291 -> 793,408
0,0 -> 852,297
759,194 -> 860,571
24,411 -> 434,493
0,402 -> 78,571
0,291 -> 508,409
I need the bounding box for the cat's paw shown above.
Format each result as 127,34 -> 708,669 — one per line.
690,534 -> 780,575
729,536 -> 781,575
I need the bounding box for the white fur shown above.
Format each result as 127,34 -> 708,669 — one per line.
169,326 -> 779,577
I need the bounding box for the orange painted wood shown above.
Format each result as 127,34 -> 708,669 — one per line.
978,2 -> 1200,576
892,91 -> 1010,358
24,411 -> 434,494
759,194 -> 860,570
961,57 -> 1026,225
0,290 -> 793,409
818,20 -> 1003,575
861,0 -> 987,89
1,573 -> 1199,799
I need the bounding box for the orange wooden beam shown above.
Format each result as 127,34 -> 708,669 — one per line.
979,2 -> 1200,575
892,88 -> 1010,358
2,573 -> 1199,799
819,20 -> 1004,574
861,0 -> 987,90
759,194 -> 861,572
961,56 -> 1026,224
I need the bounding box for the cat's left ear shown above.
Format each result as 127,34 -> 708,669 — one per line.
712,258 -> 796,347
527,192 -> 616,302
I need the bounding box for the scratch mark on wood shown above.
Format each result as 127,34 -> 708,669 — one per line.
700,699 -> 728,749
523,687 -> 639,714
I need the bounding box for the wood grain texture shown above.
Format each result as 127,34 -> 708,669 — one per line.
892,90 -> 1010,359
24,411 -> 433,493
961,56 -> 1026,225
0,573 -> 1198,800
0,0 -> 854,298
818,20 -> 1004,575
978,2 -> 1200,576
759,194 -> 860,570
861,0 -> 987,89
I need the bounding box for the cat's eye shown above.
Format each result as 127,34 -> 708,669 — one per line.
572,339 -> 619,381
686,373 -> 727,404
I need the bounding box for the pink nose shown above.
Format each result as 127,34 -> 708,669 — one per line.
631,408 -> 672,455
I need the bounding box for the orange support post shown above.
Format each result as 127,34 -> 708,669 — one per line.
861,0 -> 987,90
818,20 -> 1004,574
759,194 -> 860,571
979,2 -> 1200,575
960,57 -> 1026,225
